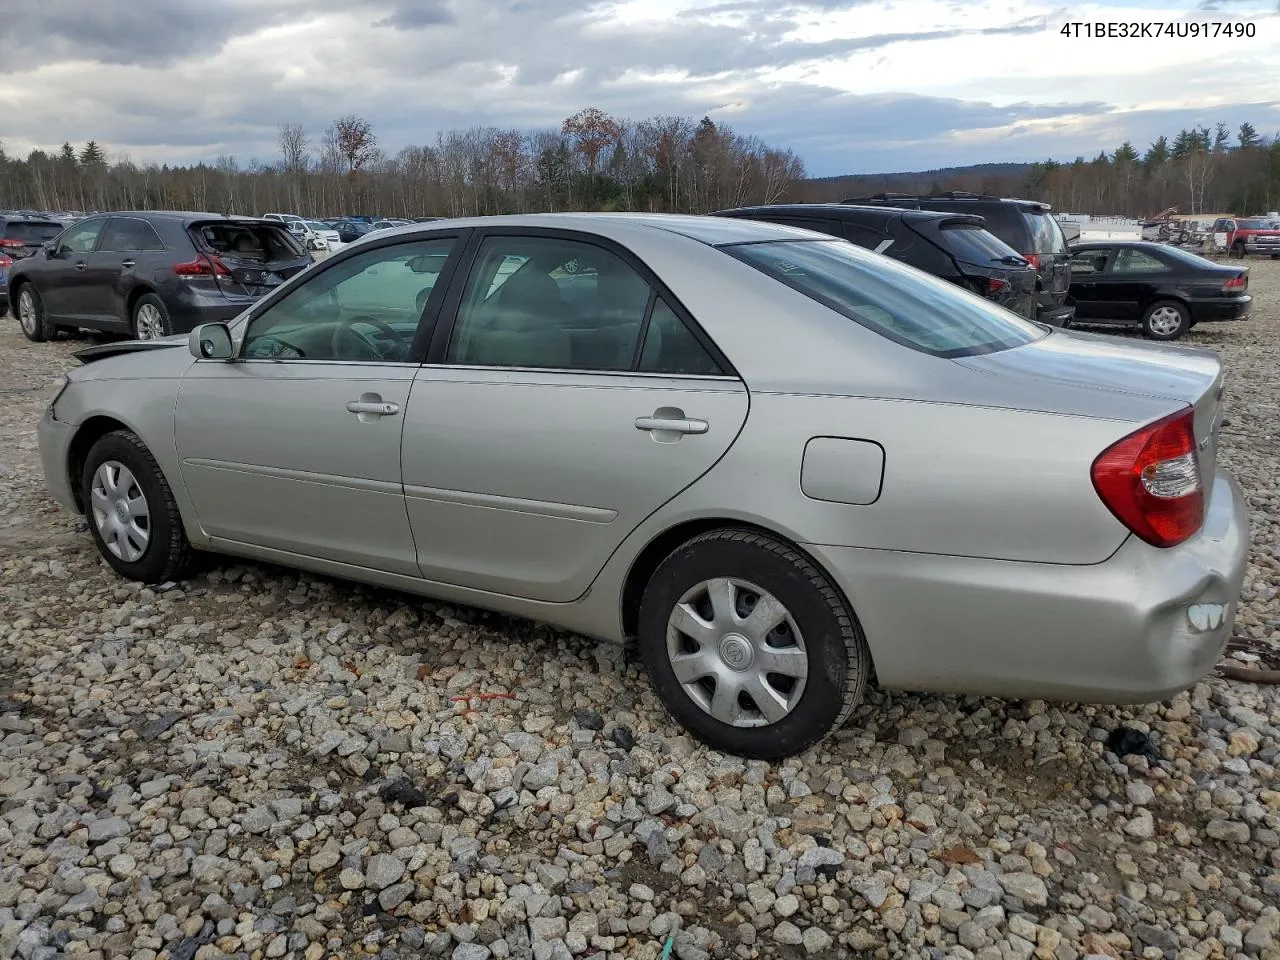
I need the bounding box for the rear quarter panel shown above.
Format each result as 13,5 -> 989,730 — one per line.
668,391 -> 1136,565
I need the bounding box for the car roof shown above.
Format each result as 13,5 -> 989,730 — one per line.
364,212 -> 819,246
721,203 -> 984,227
97,211 -> 284,224
839,193 -> 1051,212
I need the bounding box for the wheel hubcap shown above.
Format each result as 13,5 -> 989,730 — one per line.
136,304 -> 164,340
1148,307 -> 1181,336
666,577 -> 808,728
18,291 -> 36,334
90,461 -> 151,562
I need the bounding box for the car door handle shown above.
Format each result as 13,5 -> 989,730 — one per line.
635,409 -> 708,437
73,261 -> 87,271
347,399 -> 399,416
121,259 -> 136,268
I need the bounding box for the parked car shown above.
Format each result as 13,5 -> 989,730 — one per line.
1068,241 -> 1251,340
843,192 -> 1074,326
330,219 -> 376,244
35,214 -> 1246,758
0,216 -> 65,314
413,216 -> 445,223
1210,217 -> 1280,258
716,203 -> 1038,319
9,212 -> 311,342
262,213 -> 305,228
305,220 -> 344,252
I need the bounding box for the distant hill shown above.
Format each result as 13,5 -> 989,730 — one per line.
799,162 -> 1036,202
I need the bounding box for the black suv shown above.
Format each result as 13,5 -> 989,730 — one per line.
9,211 -> 311,342
0,216 -> 65,314
717,203 -> 1038,319
841,192 -> 1073,326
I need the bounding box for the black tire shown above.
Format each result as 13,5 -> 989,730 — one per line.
1141,299 -> 1190,341
131,293 -> 171,340
81,430 -> 192,584
1230,242 -> 1246,259
637,528 -> 870,759
15,284 -> 56,342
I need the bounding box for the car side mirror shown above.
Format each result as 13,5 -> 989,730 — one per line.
189,322 -> 234,360
44,242 -> 60,258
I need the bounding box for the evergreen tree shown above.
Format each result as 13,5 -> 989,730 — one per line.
79,140 -> 106,167
1239,121 -> 1259,148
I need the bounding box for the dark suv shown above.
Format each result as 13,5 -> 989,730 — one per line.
9,211 -> 311,342
841,192 -> 1073,326
717,203 -> 1038,319
0,216 -> 65,315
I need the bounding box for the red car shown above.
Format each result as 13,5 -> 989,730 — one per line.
1212,216 -> 1280,258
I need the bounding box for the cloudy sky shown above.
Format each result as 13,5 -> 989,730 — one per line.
2,0 -> 1279,177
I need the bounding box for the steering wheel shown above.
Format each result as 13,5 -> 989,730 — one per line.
331,315 -> 407,360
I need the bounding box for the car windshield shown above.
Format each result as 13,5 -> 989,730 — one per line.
938,224 -> 1024,264
5,221 -> 63,243
1022,211 -> 1066,255
1238,219 -> 1271,229
724,239 -> 1046,358
306,221 -> 330,231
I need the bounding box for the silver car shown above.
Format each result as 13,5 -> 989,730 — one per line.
35,214 -> 1248,759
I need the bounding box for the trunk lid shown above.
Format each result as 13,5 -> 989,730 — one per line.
957,328 -> 1225,492
187,220 -> 312,298
1,220 -> 64,259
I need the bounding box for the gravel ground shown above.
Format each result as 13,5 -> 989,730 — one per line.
2,265 -> 1279,960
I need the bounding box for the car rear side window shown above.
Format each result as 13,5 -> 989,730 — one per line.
939,225 -> 1022,264
723,239 -> 1045,358
99,218 -> 166,252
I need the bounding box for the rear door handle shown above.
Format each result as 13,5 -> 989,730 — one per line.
121,259 -> 136,268
73,261 -> 87,271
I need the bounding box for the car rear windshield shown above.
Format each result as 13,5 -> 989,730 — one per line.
723,239 -> 1046,357
4,221 -> 63,243
191,222 -> 305,262
938,224 -> 1024,264
1238,219 -> 1271,229
1022,211 -> 1066,255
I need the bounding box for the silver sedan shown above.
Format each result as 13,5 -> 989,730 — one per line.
35,214 -> 1248,759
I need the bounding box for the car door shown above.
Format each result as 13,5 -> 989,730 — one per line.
1067,247 -> 1113,320
87,217 -> 165,328
401,230 -> 749,602
40,216 -> 107,320
1106,247 -> 1173,321
174,233 -> 464,573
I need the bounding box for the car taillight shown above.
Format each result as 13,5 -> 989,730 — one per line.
0,238 -> 25,248
1091,407 -> 1203,548
0,254 -> 12,268
1223,274 -> 1247,294
173,253 -> 231,277
1022,253 -> 1040,269
986,278 -> 1008,294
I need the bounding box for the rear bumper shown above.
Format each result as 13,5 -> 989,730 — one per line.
165,291 -> 256,334
1037,303 -> 1076,327
804,470 -> 1248,703
1190,295 -> 1252,323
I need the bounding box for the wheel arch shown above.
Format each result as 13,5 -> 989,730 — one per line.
66,415 -> 136,513
620,516 -> 873,675
125,284 -> 158,322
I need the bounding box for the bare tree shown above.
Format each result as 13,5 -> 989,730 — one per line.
562,107 -> 622,176
278,123 -> 310,173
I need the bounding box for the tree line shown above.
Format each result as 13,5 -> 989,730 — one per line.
806,121 -> 1280,218
0,108 -> 806,219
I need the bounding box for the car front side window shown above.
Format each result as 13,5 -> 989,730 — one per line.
57,218 -> 106,256
240,237 -> 456,362
1112,249 -> 1169,274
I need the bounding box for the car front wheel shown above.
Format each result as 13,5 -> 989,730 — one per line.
82,430 -> 192,583
638,528 -> 871,759
1141,300 -> 1189,341
16,285 -> 56,342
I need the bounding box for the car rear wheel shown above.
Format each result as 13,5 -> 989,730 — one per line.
1141,300 -> 1189,341
638,528 -> 870,759
16,285 -> 56,342
132,293 -> 170,340
82,430 -> 192,584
